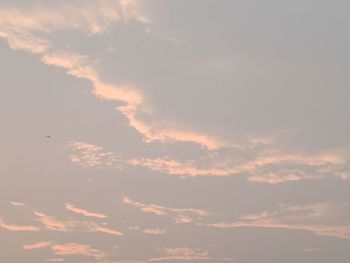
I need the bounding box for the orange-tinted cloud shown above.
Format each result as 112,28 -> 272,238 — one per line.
149,247 -> 210,262
0,218 -> 39,232
23,242 -> 52,250
200,203 -> 350,239
84,222 -> 124,236
52,243 -> 107,259
66,141 -> 122,168
123,195 -> 208,224
34,211 -> 76,232
65,203 -> 108,219
0,1 -> 223,151
129,153 -> 345,178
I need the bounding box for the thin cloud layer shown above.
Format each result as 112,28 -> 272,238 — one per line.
67,140 -> 350,184
201,203 -> 350,239
149,247 -> 210,262
1,1 -> 350,263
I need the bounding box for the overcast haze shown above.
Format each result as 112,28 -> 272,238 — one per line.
1,1 -> 350,262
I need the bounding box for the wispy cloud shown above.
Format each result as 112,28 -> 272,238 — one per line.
142,228 -> 167,235
0,218 -> 39,232
66,142 -> 123,168
84,222 -> 124,236
34,210 -> 123,236
23,242 -> 52,250
123,195 -> 209,223
9,201 -> 26,207
65,203 -> 108,219
149,247 -> 210,262
67,140 -> 349,184
200,203 -> 350,239
34,211 -> 76,232
0,1 -> 223,151
129,152 -> 345,179
52,243 -> 107,259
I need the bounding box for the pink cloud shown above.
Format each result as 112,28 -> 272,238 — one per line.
122,195 -> 208,223
129,153 -> 345,178
23,242 -> 52,250
149,247 -> 210,262
34,211 -> 76,232
52,243 -> 106,259
200,203 -> 350,239
84,222 -> 124,236
0,218 -> 39,232
0,2 -> 223,151
65,203 -> 108,219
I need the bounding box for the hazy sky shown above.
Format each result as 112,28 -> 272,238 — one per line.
1,1 -> 350,262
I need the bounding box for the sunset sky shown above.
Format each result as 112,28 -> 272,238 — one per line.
1,1 -> 350,262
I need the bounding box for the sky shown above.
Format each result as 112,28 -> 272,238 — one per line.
0,0 -> 350,262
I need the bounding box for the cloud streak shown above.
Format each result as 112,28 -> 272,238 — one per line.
67,140 -> 349,184
123,195 -> 209,223
65,203 -> 108,219
23,242 -> 52,250
200,203 -> 350,239
0,218 -> 39,232
149,247 -> 210,262
143,228 -> 167,235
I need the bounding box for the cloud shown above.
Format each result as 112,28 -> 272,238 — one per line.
142,228 -> 167,235
200,203 -> 350,239
9,201 -> 26,207
0,1 -> 223,151
23,242 -> 52,250
34,211 -> 76,232
0,218 -> 39,232
129,152 -> 345,178
149,247 -> 210,262
123,195 -> 208,224
84,222 -> 124,236
66,142 -> 123,168
67,139 -> 350,185
65,203 -> 108,219
51,243 -> 107,259
98,261 -> 146,263
34,210 -> 123,236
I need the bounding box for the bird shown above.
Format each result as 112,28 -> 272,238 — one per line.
45,135 -> 51,139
